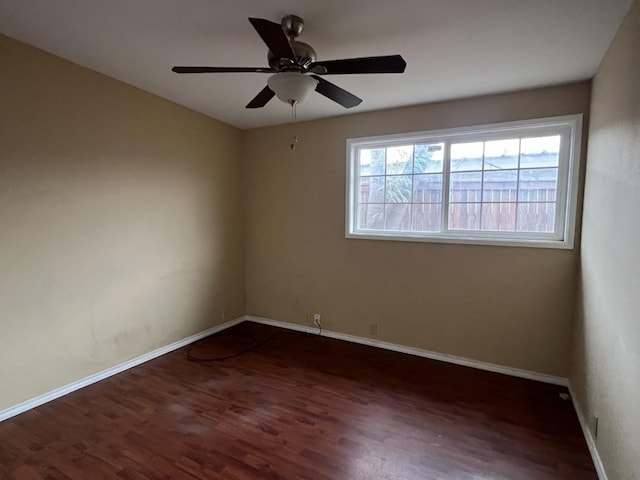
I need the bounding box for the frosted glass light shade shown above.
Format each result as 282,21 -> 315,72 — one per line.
267,73 -> 318,104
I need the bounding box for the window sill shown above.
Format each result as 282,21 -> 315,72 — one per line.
345,231 -> 574,250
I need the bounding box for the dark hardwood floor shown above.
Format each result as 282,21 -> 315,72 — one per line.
0,321 -> 596,479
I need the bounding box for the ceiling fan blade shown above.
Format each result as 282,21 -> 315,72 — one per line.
311,75 -> 362,108
248,18 -> 296,62
246,85 -> 275,109
309,55 -> 406,75
172,66 -> 273,73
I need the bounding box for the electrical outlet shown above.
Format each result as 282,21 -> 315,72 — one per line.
369,323 -> 378,335
313,314 -> 321,327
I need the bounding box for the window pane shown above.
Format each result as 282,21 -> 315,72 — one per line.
521,136 -> 560,168
481,203 -> 516,231
359,176 -> 385,203
518,168 -> 558,202
386,145 -> 413,175
385,204 -> 411,231
414,143 -> 444,173
412,204 -> 442,232
517,203 -> 556,232
413,174 -> 442,203
450,172 -> 482,203
386,175 -> 412,203
358,204 -> 385,230
449,203 -> 481,230
359,148 -> 385,176
482,170 -> 518,202
451,142 -> 483,171
483,139 -> 519,170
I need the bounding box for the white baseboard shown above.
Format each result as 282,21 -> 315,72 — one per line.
569,385 -> 608,480
243,315 -> 569,387
0,317 -> 244,423
0,314 -> 569,425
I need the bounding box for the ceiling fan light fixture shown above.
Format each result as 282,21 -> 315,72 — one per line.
267,72 -> 318,105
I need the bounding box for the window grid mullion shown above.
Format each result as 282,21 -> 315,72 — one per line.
478,142 -> 486,230
354,149 -> 361,231
383,147 -> 389,230
409,145 -> 415,232
515,138 -> 522,231
442,141 -> 451,233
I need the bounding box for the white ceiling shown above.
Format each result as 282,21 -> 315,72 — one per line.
0,0 -> 633,129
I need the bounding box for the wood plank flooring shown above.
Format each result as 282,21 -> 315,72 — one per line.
0,321 -> 597,479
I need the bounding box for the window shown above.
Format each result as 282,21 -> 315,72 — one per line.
346,115 -> 582,248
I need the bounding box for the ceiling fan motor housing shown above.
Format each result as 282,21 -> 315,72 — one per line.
268,41 -> 317,71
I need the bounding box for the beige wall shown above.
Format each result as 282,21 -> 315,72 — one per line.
243,82 -> 591,377
0,35 -> 245,411
571,1 -> 640,478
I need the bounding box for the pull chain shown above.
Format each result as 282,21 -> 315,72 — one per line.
290,101 -> 298,150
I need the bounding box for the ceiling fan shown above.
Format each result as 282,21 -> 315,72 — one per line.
172,15 -> 407,110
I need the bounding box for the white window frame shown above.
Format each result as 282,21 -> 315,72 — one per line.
345,114 -> 582,249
